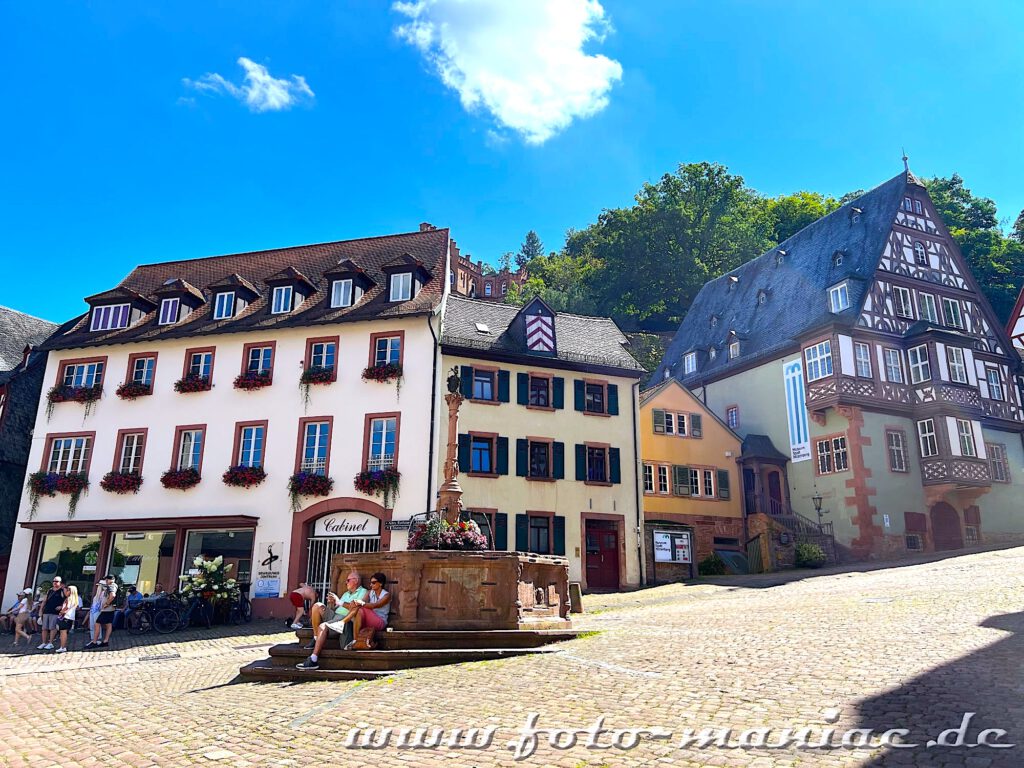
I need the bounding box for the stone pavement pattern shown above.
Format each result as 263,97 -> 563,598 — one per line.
2,547 -> 1023,767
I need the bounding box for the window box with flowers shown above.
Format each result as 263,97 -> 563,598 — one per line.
222,465 -> 267,488
115,381 -> 153,400
299,366 -> 335,409
408,516 -> 488,551
161,467 -> 201,490
362,362 -> 403,387
27,471 -> 89,519
354,467 -> 401,509
46,384 -> 103,420
99,471 -> 143,495
174,373 -> 212,394
233,371 -> 272,391
288,472 -> 334,512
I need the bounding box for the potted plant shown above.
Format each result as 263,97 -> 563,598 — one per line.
361,362 -> 403,394
233,371 -> 272,391
408,516 -> 488,551
288,472 -> 333,512
26,471 -> 89,519
115,380 -> 153,400
174,373 -> 212,393
353,467 -> 401,509
161,467 -> 201,490
45,383 -> 103,420
222,465 -> 267,488
99,471 -> 143,495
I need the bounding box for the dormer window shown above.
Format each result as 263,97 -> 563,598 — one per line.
851,207 -> 862,224
727,276 -> 738,291
213,291 -> 235,320
904,197 -> 913,212
710,315 -> 719,328
776,250 -> 786,266
158,298 -> 180,326
833,251 -> 844,268
709,347 -> 717,361
828,281 -> 850,313
729,341 -> 740,359
757,290 -> 767,306
331,279 -> 353,309
683,352 -> 697,374
271,285 -> 293,314
914,200 -> 923,215
390,272 -> 413,302
90,303 -> 130,332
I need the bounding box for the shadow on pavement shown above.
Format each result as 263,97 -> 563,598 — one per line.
853,611 -> 1024,766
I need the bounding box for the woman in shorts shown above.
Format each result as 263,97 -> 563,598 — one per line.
347,572 -> 391,650
56,585 -> 80,654
12,589 -> 34,647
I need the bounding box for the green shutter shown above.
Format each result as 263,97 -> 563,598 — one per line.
717,469 -> 730,499
673,465 -> 690,496
653,409 -> 666,433
575,444 -> 587,481
515,514 -> 528,552
552,442 -> 565,479
552,516 -> 566,556
574,379 -> 585,411
552,377 -> 565,409
515,439 -> 528,477
607,384 -> 619,415
691,413 -> 703,438
497,370 -> 510,402
457,434 -> 471,472
494,513 -> 508,550
460,366 -> 474,398
609,447 -> 621,484
496,437 -> 509,475
517,372 -> 529,405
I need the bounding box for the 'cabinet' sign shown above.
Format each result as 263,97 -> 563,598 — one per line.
312,511 -> 381,538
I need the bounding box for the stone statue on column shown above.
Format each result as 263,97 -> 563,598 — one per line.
437,367 -> 465,524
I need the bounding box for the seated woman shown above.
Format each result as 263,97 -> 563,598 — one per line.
346,572 -> 391,650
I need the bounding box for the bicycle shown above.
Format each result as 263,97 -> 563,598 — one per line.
228,584 -> 253,625
177,593 -> 212,630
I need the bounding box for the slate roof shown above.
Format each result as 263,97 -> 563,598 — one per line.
441,295 -> 644,376
740,434 -> 790,463
0,306 -> 58,371
652,172 -> 911,385
44,228 -> 450,351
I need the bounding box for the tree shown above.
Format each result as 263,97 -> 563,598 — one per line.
1011,210 -> 1024,243
516,231 -> 544,269
498,251 -> 513,273
762,191 -> 839,243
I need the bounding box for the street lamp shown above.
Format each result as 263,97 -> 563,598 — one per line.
812,490 -> 824,527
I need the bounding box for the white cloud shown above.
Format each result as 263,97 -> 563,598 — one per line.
393,0 -> 622,144
183,57 -> 314,113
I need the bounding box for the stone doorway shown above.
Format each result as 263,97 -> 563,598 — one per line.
930,502 -> 963,551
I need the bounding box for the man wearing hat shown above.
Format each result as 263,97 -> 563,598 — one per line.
37,576 -> 65,650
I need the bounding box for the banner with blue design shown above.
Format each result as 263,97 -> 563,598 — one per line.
783,360 -> 811,462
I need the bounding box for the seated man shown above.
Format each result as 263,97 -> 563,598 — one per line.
347,572 -> 391,650
304,592 -> 341,649
296,572 -> 366,670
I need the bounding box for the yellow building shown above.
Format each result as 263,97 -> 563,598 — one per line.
440,296 -> 644,591
639,378 -> 744,581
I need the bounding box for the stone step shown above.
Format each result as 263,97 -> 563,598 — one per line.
292,628 -> 584,649
239,659 -> 393,682
267,642 -> 562,671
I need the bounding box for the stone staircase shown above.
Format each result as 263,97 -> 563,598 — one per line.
239,628 -> 583,683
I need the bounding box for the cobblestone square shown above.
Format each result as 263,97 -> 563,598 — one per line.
2,547 -> 1022,767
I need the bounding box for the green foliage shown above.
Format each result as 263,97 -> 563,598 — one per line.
517,230 -> 545,269
795,541 -> 827,569
498,251 -> 513,272
762,190 -> 840,243
698,552 -> 727,576
623,332 -> 670,374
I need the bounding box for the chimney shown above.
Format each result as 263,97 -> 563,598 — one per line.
450,239 -> 461,259
419,222 -> 436,232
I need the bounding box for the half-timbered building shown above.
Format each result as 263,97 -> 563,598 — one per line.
654,170 -> 1024,560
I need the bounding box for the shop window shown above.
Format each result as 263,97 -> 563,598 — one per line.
182,529 -> 254,584
109,531 -> 177,595
32,533 -> 102,597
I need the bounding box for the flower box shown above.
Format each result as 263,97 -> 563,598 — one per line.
408,517 -> 488,551
174,374 -> 212,394
361,362 -> 403,384
300,366 -> 334,386
161,468 -> 201,490
100,471 -> 143,495
46,384 -> 103,419
27,471 -> 90,519
354,467 -> 401,508
115,381 -> 153,400
288,472 -> 333,512
222,465 -> 267,488
233,371 -> 272,391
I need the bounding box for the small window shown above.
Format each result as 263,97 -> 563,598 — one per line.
829,282 -> 850,312
914,200 -> 923,215
213,292 -> 235,320
528,375 -> 550,407
757,290 -> 767,306
683,352 -> 697,375
833,252 -> 844,267
908,345 -> 931,384
913,242 -> 928,266
904,197 -> 913,212
484,282 -> 492,297
331,279 -> 353,309
271,286 -> 293,314
917,419 -> 938,458
470,436 -> 494,474
947,347 -> 968,384
906,534 -> 923,551
586,446 -> 608,483
528,441 -> 551,478
942,297 -> 964,329
710,315 -> 719,328
728,341 -> 740,359
709,347 -> 717,361
919,293 -> 939,324
118,432 -> 145,475
474,323 -> 490,334
726,406 -> 739,430
501,282 -> 507,295
657,465 -> 669,495
368,417 -> 397,470
158,298 -> 180,326
642,464 -> 654,493
247,345 -> 273,375
131,356 -> 155,386
986,368 -> 1004,401
988,443 -> 1010,483
188,351 -> 213,379
91,304 -> 131,332
816,436 -> 849,474
236,424 -> 265,468
884,349 -> 904,384
893,286 -> 914,319
956,419 -> 976,457
854,342 -> 872,378
374,335 -> 402,366
776,250 -> 786,265
584,382 -> 606,414
528,516 -> 551,555
309,341 -> 336,371
389,272 -> 413,302
804,340 -> 833,382
471,369 -> 495,401
177,429 -> 203,471
886,430 -> 907,473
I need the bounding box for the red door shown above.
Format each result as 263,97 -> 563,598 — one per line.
585,528 -> 619,591
930,503 -> 963,551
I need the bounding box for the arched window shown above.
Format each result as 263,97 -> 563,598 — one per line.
914,241 -> 927,266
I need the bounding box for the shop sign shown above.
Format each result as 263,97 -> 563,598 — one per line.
654,530 -> 691,564
254,578 -> 281,599
312,511 -> 380,538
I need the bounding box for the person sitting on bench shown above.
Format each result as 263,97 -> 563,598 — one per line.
347,572 -> 391,650
296,572 -> 366,670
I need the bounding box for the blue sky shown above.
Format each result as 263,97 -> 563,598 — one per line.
4,1 -> 1023,322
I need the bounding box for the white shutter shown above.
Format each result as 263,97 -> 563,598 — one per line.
973,422 -> 986,459
876,346 -> 887,382
838,335 -> 855,376
963,348 -> 978,386
946,417 -> 961,457
935,342 -> 949,382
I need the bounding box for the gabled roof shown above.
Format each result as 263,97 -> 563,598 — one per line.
153,278 -> 206,303
44,227 -> 450,350
740,434 -> 789,463
84,286 -> 157,308
653,172 -> 909,384
0,306 -> 58,371
441,295 -> 643,375
638,377 -> 742,440
264,266 -> 316,289
207,273 -> 261,297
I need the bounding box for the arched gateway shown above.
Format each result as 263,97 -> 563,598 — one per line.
288,498 -> 392,597
929,502 -> 963,551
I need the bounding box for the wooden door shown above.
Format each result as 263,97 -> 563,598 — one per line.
767,471 -> 783,515
585,528 -> 619,591
930,503 -> 963,551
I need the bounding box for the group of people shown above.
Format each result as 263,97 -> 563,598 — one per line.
290,571 -> 391,670
2,575 -> 125,652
